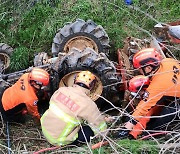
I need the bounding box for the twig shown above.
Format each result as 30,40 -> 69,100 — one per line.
33,146 -> 60,154
12,137 -> 46,141
6,121 -> 11,154
159,143 -> 180,149
91,141 -> 109,149
139,132 -> 168,140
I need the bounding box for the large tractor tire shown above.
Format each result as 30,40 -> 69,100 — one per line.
0,43 -> 13,73
52,18 -> 110,56
51,47 -> 121,111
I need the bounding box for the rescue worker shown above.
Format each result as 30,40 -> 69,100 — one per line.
40,71 -> 107,146
0,67 -> 50,123
127,75 -> 163,138
115,48 -> 180,139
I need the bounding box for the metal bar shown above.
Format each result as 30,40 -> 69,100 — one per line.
1,64 -> 51,80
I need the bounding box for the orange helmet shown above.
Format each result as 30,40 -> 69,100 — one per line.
74,71 -> 96,89
128,75 -> 150,92
133,48 -> 162,69
28,68 -> 50,86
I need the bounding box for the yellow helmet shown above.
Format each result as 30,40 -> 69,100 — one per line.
74,71 -> 96,89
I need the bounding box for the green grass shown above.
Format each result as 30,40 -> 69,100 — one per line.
93,139 -> 158,154
0,0 -> 179,71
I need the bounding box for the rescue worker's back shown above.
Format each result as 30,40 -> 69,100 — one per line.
41,84 -> 107,146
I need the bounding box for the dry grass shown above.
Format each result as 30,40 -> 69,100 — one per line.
0,98 -> 180,154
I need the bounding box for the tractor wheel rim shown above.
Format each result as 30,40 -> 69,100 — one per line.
59,71 -> 103,101
64,36 -> 99,53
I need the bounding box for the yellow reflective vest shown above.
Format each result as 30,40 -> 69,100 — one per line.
40,85 -> 107,146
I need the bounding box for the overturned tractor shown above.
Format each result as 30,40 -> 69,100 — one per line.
0,19 -> 179,113
34,19 -> 122,111
0,19 -> 122,113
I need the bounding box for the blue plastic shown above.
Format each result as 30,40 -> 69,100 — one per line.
124,0 -> 133,5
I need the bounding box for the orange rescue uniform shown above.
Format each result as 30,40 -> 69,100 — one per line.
2,73 -> 40,119
130,58 -> 180,138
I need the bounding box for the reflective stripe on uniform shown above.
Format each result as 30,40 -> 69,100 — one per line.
57,121 -> 77,145
99,121 -> 107,131
41,101 -> 80,146
91,121 -> 107,134
41,111 -> 59,145
50,102 -> 80,125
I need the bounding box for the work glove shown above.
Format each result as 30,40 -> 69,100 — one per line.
113,127 -> 130,139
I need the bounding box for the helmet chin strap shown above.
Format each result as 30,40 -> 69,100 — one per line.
142,65 -> 159,76
76,82 -> 89,89
141,67 -> 150,76
30,80 -> 42,90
